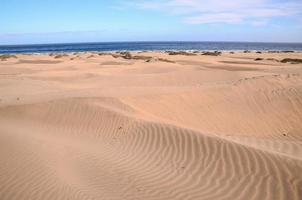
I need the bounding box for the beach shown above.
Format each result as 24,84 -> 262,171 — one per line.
0,51 -> 302,200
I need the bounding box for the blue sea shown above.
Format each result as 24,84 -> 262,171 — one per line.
1,41 -> 302,54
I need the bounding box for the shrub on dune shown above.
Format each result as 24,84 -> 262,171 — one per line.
202,51 -> 222,56
54,54 -> 69,59
0,54 -> 17,61
280,58 -> 302,64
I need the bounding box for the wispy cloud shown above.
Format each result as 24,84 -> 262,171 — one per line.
133,0 -> 302,25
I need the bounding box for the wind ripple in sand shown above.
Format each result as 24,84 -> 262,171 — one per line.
0,98 -> 301,200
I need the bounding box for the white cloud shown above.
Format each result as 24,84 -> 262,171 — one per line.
134,0 -> 302,25
185,13 -> 243,24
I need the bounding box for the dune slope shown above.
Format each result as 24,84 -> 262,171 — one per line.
0,98 -> 301,200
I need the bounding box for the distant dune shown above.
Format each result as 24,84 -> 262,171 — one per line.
0,51 -> 302,200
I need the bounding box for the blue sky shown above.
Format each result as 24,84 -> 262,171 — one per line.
1,0 -> 302,45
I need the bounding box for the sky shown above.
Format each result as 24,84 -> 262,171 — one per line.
1,0 -> 302,45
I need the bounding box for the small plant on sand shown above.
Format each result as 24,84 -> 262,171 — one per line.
255,58 -> 264,61
54,54 -> 69,59
165,51 -> 196,56
0,54 -> 17,61
202,51 -> 222,56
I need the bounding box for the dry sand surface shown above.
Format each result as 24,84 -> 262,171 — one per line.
0,51 -> 302,200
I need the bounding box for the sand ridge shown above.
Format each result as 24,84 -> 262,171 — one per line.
0,51 -> 302,200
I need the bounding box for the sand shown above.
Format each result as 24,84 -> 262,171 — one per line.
0,51 -> 302,200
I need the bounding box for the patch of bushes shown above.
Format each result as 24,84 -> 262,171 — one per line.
202,51 -> 222,56
165,51 -> 196,56
0,54 -> 17,61
280,58 -> 302,64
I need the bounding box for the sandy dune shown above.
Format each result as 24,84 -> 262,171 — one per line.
0,52 -> 302,200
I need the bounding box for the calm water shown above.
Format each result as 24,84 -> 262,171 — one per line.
1,42 -> 302,54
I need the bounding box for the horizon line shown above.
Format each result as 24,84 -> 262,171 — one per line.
1,40 -> 302,47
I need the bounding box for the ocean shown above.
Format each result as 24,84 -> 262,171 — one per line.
1,41 -> 302,54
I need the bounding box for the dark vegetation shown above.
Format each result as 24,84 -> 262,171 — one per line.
111,52 -> 175,63
165,51 -> 196,56
255,58 -> 264,61
280,58 -> 302,64
0,54 -> 17,61
201,51 -> 222,56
